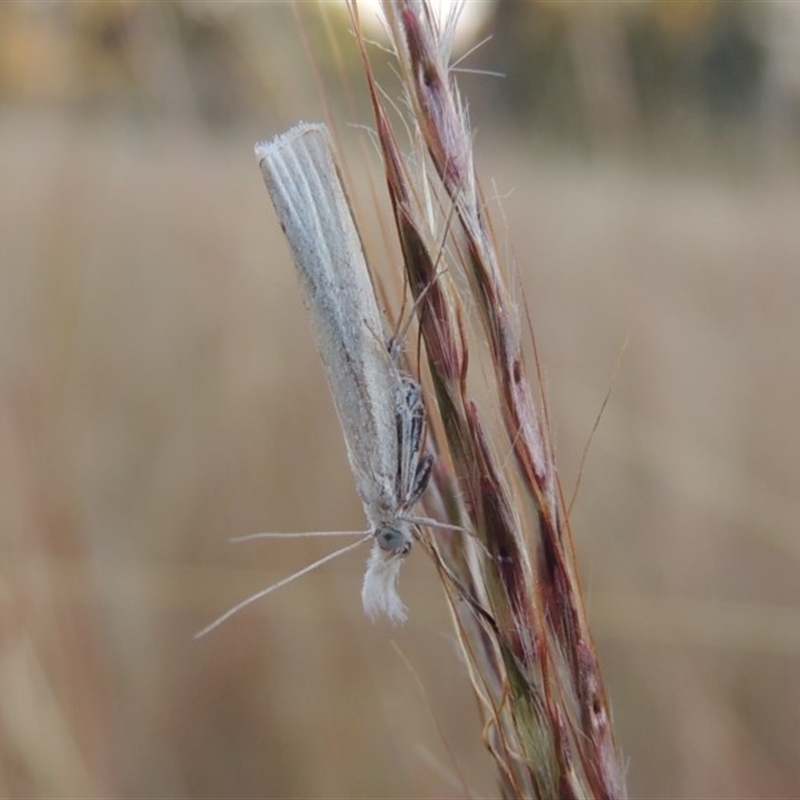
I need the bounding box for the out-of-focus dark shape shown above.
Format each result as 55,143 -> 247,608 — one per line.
0,0 -> 796,155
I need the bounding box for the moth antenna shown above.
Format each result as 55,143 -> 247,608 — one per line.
194,534 -> 371,639
408,515 -> 470,534
230,530 -> 366,543
409,516 -> 489,557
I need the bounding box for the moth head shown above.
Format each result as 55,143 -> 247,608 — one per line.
375,524 -> 412,556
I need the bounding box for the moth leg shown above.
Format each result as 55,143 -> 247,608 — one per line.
394,375 -> 431,508
408,451 -> 433,508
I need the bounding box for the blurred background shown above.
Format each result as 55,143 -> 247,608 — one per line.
1,1 -> 799,797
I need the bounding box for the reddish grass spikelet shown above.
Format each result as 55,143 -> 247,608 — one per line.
348,1 -> 628,797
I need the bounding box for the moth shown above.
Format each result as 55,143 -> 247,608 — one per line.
195,123 -> 435,637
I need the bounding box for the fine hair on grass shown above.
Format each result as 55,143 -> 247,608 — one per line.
337,2 -> 628,797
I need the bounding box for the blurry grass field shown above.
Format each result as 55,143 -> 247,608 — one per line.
3,111 -> 799,798
2,4 -> 800,798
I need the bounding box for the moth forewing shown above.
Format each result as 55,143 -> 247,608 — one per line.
255,123 -> 433,621
256,126 -> 401,519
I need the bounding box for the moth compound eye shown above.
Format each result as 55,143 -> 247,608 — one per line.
377,527 -> 411,555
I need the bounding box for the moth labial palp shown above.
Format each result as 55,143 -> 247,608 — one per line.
256,122 -> 435,624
